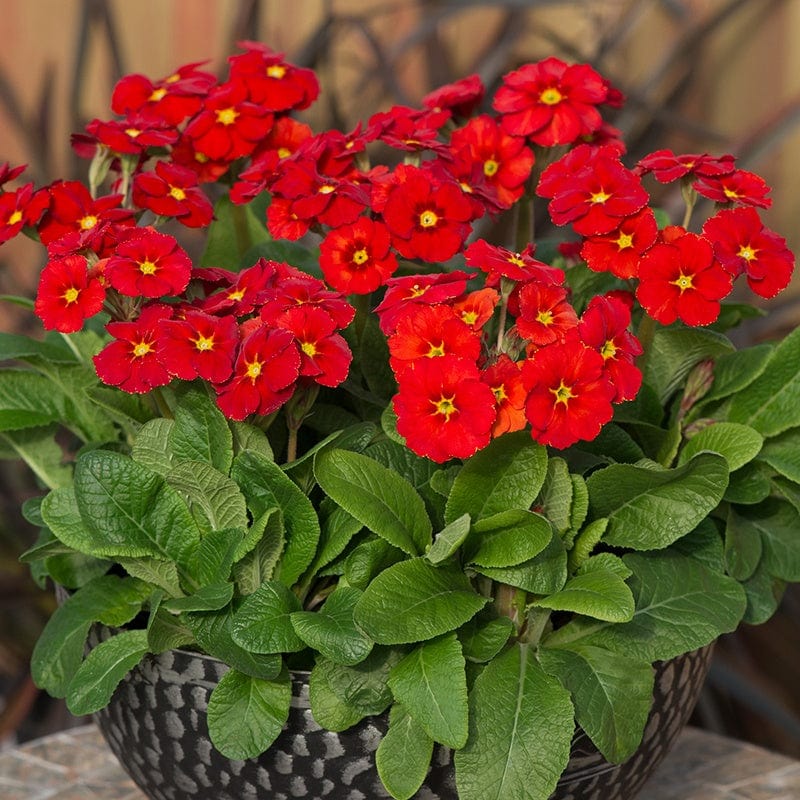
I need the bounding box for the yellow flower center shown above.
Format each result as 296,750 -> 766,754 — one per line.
352,248 -> 369,266
483,159 -> 499,177
301,341 -> 317,357
195,152 -> 210,164
318,184 -> 335,195
165,72 -> 181,84
133,342 -> 152,358
246,361 -> 262,379
492,383 -> 508,403
461,310 -> 479,325
615,232 -> 634,250
433,395 -> 457,420
723,187 -> 740,200
419,210 -> 438,228
79,215 -> 98,230
508,255 -> 526,267
277,147 -> 292,159
409,284 -> 428,298
139,260 -> 158,275
125,128 -> 142,139
7,210 -> 22,226
426,342 -> 446,358
738,245 -> 757,262
267,65 -> 286,79
228,289 -> 245,302
194,335 -> 214,352
169,186 -> 187,201
600,340 -> 618,360
672,273 -> 694,292
149,87 -> 167,102
540,87 -> 563,105
590,190 -> 611,205
536,309 -> 554,326
550,381 -> 574,406
216,107 -> 239,126
62,287 -> 80,304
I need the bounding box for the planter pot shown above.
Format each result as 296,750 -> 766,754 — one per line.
93,640 -> 714,800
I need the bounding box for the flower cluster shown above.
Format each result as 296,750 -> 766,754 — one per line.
0,45 -> 794,462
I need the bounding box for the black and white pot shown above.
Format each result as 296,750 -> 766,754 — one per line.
94,642 -> 714,800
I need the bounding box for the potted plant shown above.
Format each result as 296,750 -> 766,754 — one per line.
1,42 -> 798,800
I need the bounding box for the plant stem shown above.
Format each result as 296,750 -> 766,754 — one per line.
524,607 -> 552,646
495,582 -> 527,634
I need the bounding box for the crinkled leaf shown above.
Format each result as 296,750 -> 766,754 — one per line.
465,510 -> 551,568
731,498 -> 800,582
537,458 -> 573,534
426,513 -> 471,564
533,566 -> 635,623
117,556 -> 182,596
189,528 -> 246,587
66,630 -> 149,715
0,427 -> 73,489
354,558 -> 487,644
724,506 -> 763,581
539,644 -> 653,763
454,644 -> 574,800
702,343 -> 772,405
131,418 -> 175,475
475,532 -> 566,595
231,580 -> 304,654
445,431 -> 547,524
344,536 -> 405,590
207,666 -> 291,760
458,613 -> 514,663
170,386 -> 234,474
201,194 -> 272,267
309,658 -> 369,731
742,560 -> 786,625
758,428 -> 800,483
678,422 -> 763,470
376,704 -> 434,800
163,582 -> 234,613
230,421 -> 274,460
388,633 -> 468,748
724,460 -> 772,504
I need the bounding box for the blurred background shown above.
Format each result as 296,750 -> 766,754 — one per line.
1,0 -> 799,758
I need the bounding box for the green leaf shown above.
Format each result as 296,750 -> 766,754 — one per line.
545,551 -> 746,661
702,344 -> 773,405
465,510 -> 551,568
201,194 -> 272,267
475,532 -> 567,595
30,575 -> 149,697
131,418 -> 175,475
741,561 -> 786,625
315,448 -> 431,556
533,565 -> 635,623
445,432 -> 547,524
231,580 -> 304,654
426,513 -> 471,564
166,461 -> 249,533
0,427 -> 73,489
724,506 -> 763,581
537,458 -> 574,534
207,667 -> 291,760
66,630 -> 149,715
589,453 -> 729,550
0,331 -> 76,363
376,705 -> 433,800
232,450 -> 320,586
724,461 -> 772,504
454,644 -> 574,800
303,503 -> 362,579
242,238 -> 320,275
189,528 -> 246,587
309,659 -> 369,731
344,537 -> 405,590
458,614 -> 514,663
290,586 -> 373,666
729,326 -> 800,436
170,386 -> 234,474
359,313 -> 396,402
146,603 -> 195,653
354,558 -> 487,644
731,498 -> 800,582
117,556 -> 182,596
539,645 -> 654,763
69,450 -> 201,569
678,422 -> 763,470
758,428 -> 800,483
230,421 -> 274,460
163,582 -> 234,613
388,633 -> 468,748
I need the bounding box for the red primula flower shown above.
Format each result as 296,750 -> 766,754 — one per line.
84,116 -> 179,155
481,354 -> 527,437
170,134 -> 231,184
448,115 -> 535,208
493,57 -> 608,146
104,227 -> 192,298
702,207 -> 794,299
199,259 -> 277,316
132,161 -> 213,228
464,239 -> 564,287
693,169 -> 772,209
214,325 -> 300,420
636,229 -> 733,326
276,305 -> 352,387
423,74 -> 485,118
34,255 -> 106,333
157,309 -> 239,384
636,150 -> 735,183
0,183 -> 48,245
521,337 -> 615,449
228,42 -> 320,111
537,145 -> 648,236
580,207 -> 658,280
453,288 -> 499,330
578,295 -> 642,402
0,162 -> 27,187
388,304 -> 481,370
367,106 -> 452,154
93,305 -> 173,393
381,165 -> 474,262
111,61 -> 216,126
182,79 -> 274,162
393,355 -> 497,463
319,217 -> 398,294
513,282 -> 579,347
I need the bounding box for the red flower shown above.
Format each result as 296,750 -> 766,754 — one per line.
423,74 -> 485,118
537,146 -> 648,236
105,227 -> 192,298
367,106 -> 451,154
453,288 -> 499,330
34,255 -> 106,333
448,115 -> 534,208
578,295 -> 642,402
111,61 -> 216,125
214,325 -> 300,420
493,57 -> 608,146
636,150 -> 735,183
693,169 -> 772,209
513,282 -> 578,347
132,161 -> 213,228
182,80 -> 274,162
393,356 -> 497,463
0,183 -> 48,245
199,259 -> 277,316
277,306 -> 352,388
84,116 -> 178,155
464,239 -> 564,287
636,229 -> 733,326
93,305 -> 173,393
157,310 -> 239,383
319,218 -> 398,294
388,304 -> 481,370
521,338 -> 615,449
481,355 -> 527,437
580,208 -> 658,280
381,165 -> 474,263
702,207 -> 794,299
